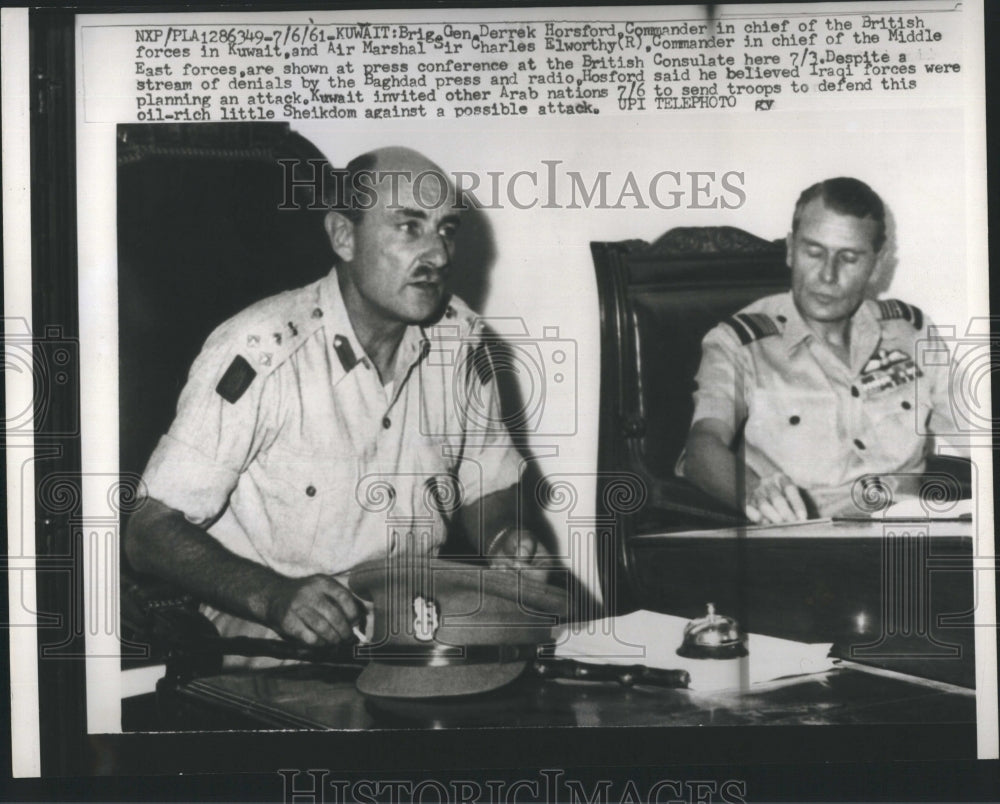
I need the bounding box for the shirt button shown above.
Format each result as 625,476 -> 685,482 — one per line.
854,439 -> 866,450
851,386 -> 860,398
312,308 -> 323,319
382,416 -> 391,429
789,415 -> 800,425
306,485 -> 316,497
901,401 -> 912,410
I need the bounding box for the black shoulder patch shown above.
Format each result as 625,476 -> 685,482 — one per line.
721,312 -> 782,346
332,334 -> 359,372
877,299 -> 923,330
216,355 -> 257,404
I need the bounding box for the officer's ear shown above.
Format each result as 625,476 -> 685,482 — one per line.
785,229 -> 794,268
865,242 -> 887,293
324,211 -> 355,263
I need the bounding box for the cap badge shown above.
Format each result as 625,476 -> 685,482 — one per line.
412,595 -> 440,642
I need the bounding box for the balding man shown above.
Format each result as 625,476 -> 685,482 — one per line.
126,148 -> 541,657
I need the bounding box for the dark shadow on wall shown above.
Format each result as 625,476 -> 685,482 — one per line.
117,123 -> 334,482
449,201 -> 495,312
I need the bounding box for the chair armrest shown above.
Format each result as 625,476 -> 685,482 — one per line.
923,454 -> 973,500
642,476 -> 745,532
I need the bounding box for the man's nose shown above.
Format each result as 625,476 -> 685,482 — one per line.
422,233 -> 451,268
818,255 -> 839,284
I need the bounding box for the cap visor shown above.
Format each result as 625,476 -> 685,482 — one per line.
357,660 -> 527,699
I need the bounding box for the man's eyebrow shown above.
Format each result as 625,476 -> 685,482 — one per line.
391,206 -> 429,220
390,207 -> 461,227
799,236 -> 868,252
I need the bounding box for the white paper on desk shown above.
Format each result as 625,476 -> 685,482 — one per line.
552,610 -> 835,692
872,496 -> 973,520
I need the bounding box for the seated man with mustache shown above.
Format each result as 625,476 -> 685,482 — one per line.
681,177 -> 966,524
126,147 -> 544,661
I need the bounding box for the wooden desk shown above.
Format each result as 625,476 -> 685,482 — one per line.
163,658 -> 975,732
156,518 -> 978,733
624,518 -> 976,688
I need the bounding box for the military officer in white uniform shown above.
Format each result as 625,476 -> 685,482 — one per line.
682,177 -> 964,523
126,147 -> 541,653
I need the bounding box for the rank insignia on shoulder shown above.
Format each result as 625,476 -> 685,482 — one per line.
722,312 -> 782,345
877,299 -> 923,330
216,355 -> 257,404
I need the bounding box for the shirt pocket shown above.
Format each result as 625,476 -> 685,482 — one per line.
255,445 -> 337,571
865,387 -> 929,469
745,390 -> 840,488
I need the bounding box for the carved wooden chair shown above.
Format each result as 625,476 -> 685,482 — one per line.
592,227 -> 790,610
590,225 -> 972,621
592,227 -> 789,511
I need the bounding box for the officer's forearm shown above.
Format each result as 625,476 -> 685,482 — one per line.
125,496 -> 287,625
684,427 -> 761,513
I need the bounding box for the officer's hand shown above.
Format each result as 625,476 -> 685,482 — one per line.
487,528 -> 551,583
746,473 -> 809,524
262,574 -> 362,646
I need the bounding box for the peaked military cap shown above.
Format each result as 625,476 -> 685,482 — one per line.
349,555 -> 567,699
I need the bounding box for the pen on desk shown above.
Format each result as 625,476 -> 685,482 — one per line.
180,635 -> 364,665
833,514 -> 972,524
743,517 -> 833,530
531,657 -> 690,689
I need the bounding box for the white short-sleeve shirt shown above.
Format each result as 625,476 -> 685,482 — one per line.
141,271 -> 522,579
685,292 -> 962,517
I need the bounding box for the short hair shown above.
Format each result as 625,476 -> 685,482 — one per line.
324,150 -> 379,223
791,177 -> 886,252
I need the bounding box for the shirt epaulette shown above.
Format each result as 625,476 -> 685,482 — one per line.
235,289 -> 326,374
721,312 -> 783,345
876,299 -> 923,330
213,286 -> 326,403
